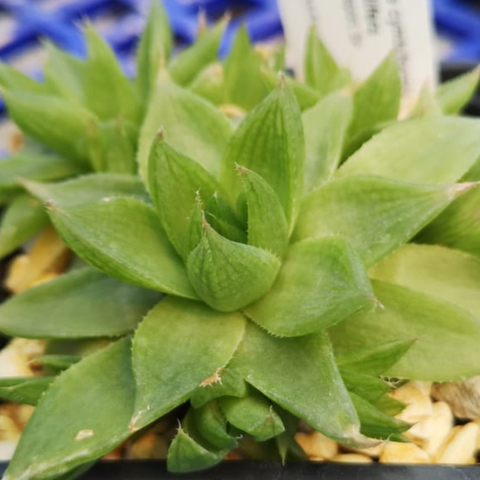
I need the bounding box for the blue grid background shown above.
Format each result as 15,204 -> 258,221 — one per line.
0,0 -> 479,119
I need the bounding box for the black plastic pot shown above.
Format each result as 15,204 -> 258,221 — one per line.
0,460 -> 480,480
1,63 -> 480,479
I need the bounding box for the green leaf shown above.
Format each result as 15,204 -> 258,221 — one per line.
2,90 -> 94,163
43,42 -> 86,102
346,53 -> 401,143
4,338 -> 135,480
189,62 -> 225,105
135,0 -> 172,104
137,81 -> 233,181
303,92 -> 352,190
84,25 -> 140,124
0,152 -> 85,197
304,26 -> 350,97
219,390 -> 285,441
330,280 -> 480,381
0,377 -> 54,406
417,187 -> 480,258
238,167 -> 288,257
131,298 -> 245,430
339,116 -> 480,183
0,62 -> 48,93
262,68 -> 321,111
86,118 -> 137,174
223,26 -> 269,110
341,371 -> 389,402
370,244 -> 480,319
374,395 -> 406,417
204,193 -> 246,244
231,322 -> 372,447
24,173 -> 148,209
169,21 -> 226,87
193,401 -> 238,449
409,84 -> 442,118
221,81 -> 304,226
336,339 -> 416,376
34,355 -> 81,371
351,393 -> 410,440
167,424 -> 227,473
295,176 -> 469,267
436,67 -> 480,115
148,135 -> 222,256
0,194 -> 48,258
0,267 -> 161,338
47,197 -> 196,298
190,367 -> 248,409
245,236 -> 373,337
187,221 -> 281,311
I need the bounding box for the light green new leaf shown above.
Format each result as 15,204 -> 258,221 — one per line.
148,136 -> 222,256
340,371 -> 389,403
169,20 -> 226,87
167,424 -> 227,473
2,90 -> 94,164
436,67 -> 480,115
0,152 -> 85,198
347,53 -> 400,142
330,280 -> 480,381
295,176 -> 469,267
138,81 -> 233,181
24,173 -> 148,209
303,92 -> 352,191
193,401 -> 238,449
86,118 -> 137,174
417,187 -> 480,258
204,193 -> 246,244
4,338 -> 135,480
370,244 -> 480,319
245,237 -> 373,337
187,222 -> 280,311
231,323 -> 372,447
0,267 -> 161,338
131,297 -> 245,430
223,26 -> 269,110
219,391 -> 284,441
0,377 -> 53,406
189,62 -> 225,105
339,116 -> 480,183
190,367 -> 247,409
135,0 -> 172,104
43,42 -> 86,102
239,167 -> 288,257
0,63 -> 48,94
221,81 -> 304,226
0,194 -> 48,258
47,197 -> 196,298
84,26 -> 140,124
351,393 -> 410,441
261,67 -> 320,111
304,26 -> 350,97
336,339 -> 416,376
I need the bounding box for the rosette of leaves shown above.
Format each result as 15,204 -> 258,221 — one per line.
1,39 -> 480,478
0,1 -> 240,260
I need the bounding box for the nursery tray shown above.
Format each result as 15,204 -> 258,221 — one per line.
0,460 -> 479,479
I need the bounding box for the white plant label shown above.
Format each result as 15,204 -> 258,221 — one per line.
277,0 -> 437,101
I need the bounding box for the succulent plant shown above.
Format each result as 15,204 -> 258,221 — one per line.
2,3 -> 480,480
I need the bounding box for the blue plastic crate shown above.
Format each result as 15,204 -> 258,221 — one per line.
0,0 -> 282,117
433,0 -> 480,62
